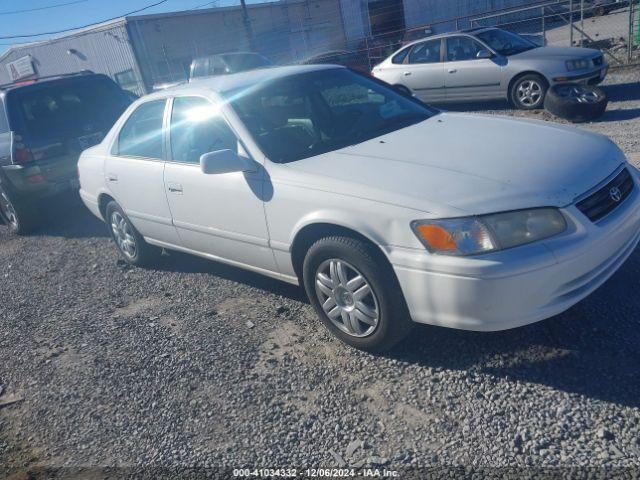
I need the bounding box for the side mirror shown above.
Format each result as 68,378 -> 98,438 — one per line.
476,49 -> 493,59
200,149 -> 254,175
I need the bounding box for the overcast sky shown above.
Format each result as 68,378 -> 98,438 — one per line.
0,0 -> 262,55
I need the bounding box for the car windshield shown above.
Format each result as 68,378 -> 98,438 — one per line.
221,54 -> 272,73
226,68 -> 436,163
474,29 -> 537,56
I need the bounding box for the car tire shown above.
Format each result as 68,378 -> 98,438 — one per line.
0,185 -> 38,235
510,74 -> 548,110
302,235 -> 414,352
105,201 -> 160,267
544,83 -> 608,123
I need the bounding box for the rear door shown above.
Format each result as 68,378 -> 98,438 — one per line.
443,36 -> 503,101
105,98 -> 181,245
399,39 -> 446,102
5,75 -> 131,187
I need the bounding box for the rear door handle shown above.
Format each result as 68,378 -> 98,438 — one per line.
167,182 -> 183,194
448,69 -> 457,74
106,173 -> 118,182
403,71 -> 412,76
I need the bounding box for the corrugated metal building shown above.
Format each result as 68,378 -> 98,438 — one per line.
0,0 -> 540,94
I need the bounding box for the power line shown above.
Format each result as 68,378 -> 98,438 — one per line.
0,0 -> 90,16
0,0 -> 171,40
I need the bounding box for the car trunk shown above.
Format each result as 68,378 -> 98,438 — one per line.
6,75 -> 130,186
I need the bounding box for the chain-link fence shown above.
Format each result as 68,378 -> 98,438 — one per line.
358,0 -> 640,69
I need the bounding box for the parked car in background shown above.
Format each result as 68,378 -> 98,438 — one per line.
372,27 -> 608,109
588,0 -> 629,16
189,52 -> 272,81
300,50 -> 370,73
0,72 -> 133,234
78,65 -> 639,352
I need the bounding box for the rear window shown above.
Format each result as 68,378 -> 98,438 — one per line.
7,76 -> 131,141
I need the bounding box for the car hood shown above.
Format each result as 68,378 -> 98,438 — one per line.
280,112 -> 625,217
512,46 -> 600,60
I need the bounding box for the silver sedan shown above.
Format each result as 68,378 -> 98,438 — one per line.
372,27 -> 609,109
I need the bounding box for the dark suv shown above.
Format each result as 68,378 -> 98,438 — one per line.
0,72 -> 132,234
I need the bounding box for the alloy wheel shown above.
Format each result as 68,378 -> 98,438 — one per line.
517,80 -> 543,107
0,189 -> 18,229
111,211 -> 137,259
557,85 -> 601,104
315,259 -> 379,338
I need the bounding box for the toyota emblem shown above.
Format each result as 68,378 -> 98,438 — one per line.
609,186 -> 622,203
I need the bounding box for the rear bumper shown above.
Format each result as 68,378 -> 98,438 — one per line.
389,166 -> 640,331
1,163 -> 79,199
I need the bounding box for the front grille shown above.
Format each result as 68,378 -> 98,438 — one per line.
593,55 -> 604,67
576,168 -> 634,222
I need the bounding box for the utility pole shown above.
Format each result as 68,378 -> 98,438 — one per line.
240,0 -> 256,51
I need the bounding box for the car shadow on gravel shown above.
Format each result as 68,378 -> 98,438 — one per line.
156,250 -> 307,302
31,193 -> 108,239
601,81 -> 640,102
387,251 -> 640,408
594,107 -> 640,122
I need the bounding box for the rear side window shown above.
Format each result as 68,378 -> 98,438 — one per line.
169,96 -> 237,164
7,76 -> 130,141
408,40 -> 441,64
117,100 -> 166,159
0,101 -> 8,134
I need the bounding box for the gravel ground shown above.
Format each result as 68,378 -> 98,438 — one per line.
1,67 -> 640,479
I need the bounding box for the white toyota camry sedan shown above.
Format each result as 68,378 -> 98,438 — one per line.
78,65 -> 640,351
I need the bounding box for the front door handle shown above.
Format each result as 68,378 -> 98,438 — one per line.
167,182 -> 183,194
448,69 -> 457,74
403,71 -> 412,76
106,173 -> 118,182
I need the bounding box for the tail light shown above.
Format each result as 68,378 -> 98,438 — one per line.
13,146 -> 34,164
11,135 -> 34,164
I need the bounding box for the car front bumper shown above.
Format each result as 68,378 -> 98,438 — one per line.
552,65 -> 608,85
389,166 -> 640,331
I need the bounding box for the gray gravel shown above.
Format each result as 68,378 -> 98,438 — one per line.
1,67 -> 640,478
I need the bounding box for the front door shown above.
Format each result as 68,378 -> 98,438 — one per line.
443,36 -> 503,101
163,96 -> 276,272
105,98 -> 181,245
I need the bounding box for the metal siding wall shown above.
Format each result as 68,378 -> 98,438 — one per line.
0,23 -> 145,95
128,0 -> 348,88
401,0 -> 544,30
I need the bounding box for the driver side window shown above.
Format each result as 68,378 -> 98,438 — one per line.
446,36 -> 483,62
169,96 -> 237,164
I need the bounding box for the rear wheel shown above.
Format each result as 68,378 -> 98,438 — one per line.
0,186 -> 38,235
302,236 -> 413,352
510,74 -> 548,110
105,201 -> 160,267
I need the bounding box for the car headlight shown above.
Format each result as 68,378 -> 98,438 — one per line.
566,59 -> 590,71
411,208 -> 567,256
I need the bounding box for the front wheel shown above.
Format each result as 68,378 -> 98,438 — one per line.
105,201 -> 160,267
302,236 -> 413,352
510,74 -> 548,110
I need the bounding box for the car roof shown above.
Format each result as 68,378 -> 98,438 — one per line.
401,27 -> 497,49
0,71 -> 103,93
147,64 -> 341,99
